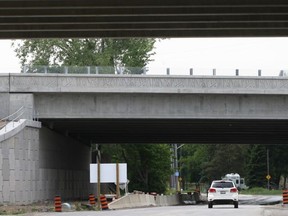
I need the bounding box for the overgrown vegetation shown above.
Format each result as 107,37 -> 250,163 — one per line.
179,144 -> 288,190
101,144 -> 172,194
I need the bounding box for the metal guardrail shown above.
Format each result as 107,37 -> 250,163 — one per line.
21,65 -> 288,77
0,106 -> 38,132
22,65 -> 147,75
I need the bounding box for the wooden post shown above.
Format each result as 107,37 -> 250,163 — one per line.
97,145 -> 101,210
116,163 -> 120,198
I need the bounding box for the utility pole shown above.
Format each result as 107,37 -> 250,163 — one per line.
174,144 -> 179,192
96,144 -> 101,210
171,144 -> 185,192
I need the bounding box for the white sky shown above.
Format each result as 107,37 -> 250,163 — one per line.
1,38 -> 288,76
0,39 -> 21,73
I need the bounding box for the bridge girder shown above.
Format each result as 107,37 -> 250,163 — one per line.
1,0 -> 288,38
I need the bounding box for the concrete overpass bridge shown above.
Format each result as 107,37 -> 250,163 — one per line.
2,72 -> 288,204
2,73 -> 288,145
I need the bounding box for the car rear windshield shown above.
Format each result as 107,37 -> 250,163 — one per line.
212,182 -> 234,188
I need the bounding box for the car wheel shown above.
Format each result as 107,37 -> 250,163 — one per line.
234,201 -> 238,208
208,201 -> 213,208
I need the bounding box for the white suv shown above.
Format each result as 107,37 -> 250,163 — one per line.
207,180 -> 239,208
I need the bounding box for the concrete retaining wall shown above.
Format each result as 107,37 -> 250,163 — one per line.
0,121 -> 41,204
0,121 -> 95,204
0,93 -> 9,119
39,127 -> 95,201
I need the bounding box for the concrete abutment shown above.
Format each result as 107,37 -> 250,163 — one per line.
0,122 -> 95,204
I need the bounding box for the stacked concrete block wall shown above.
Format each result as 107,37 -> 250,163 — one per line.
0,122 -> 95,204
0,124 -> 40,204
38,127 -> 95,201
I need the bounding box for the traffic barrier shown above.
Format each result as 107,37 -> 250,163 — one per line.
89,194 -> 96,205
108,194 -> 179,210
54,195 -> 62,212
100,195 -> 109,210
150,192 -> 157,200
283,190 -> 288,205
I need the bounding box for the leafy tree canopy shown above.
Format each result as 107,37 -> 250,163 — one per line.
13,38 -> 157,68
101,144 -> 171,194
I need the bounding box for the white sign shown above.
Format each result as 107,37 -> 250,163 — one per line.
90,163 -> 127,183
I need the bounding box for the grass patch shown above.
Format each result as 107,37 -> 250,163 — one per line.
240,187 -> 282,195
0,208 -> 26,215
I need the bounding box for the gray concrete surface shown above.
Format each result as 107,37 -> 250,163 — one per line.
3,74 -> 288,120
0,120 -> 41,204
4,73 -> 288,95
2,74 -> 288,204
34,93 -> 288,119
0,120 -> 95,204
108,193 -> 181,209
0,93 -> 9,118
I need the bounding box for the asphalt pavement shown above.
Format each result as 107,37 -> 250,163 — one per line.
20,205 -> 288,216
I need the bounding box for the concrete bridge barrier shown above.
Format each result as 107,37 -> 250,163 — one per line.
108,194 -> 180,210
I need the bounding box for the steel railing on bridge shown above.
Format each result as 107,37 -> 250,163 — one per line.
0,106 -> 38,132
22,65 -> 147,75
21,65 -> 288,77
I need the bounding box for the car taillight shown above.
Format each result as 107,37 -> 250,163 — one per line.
209,188 -> 216,193
230,188 -> 238,193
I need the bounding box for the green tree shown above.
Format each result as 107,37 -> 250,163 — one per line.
180,144 -> 248,185
267,145 -> 288,188
13,38 -> 156,68
180,144 -> 208,183
202,144 -> 248,181
101,144 -> 171,194
245,144 -> 267,187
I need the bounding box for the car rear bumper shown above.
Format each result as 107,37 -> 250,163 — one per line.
209,199 -> 238,205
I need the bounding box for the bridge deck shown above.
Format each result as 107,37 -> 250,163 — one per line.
0,0 -> 288,38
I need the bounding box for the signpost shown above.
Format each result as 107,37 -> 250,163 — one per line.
90,163 -> 127,183
90,163 -> 127,209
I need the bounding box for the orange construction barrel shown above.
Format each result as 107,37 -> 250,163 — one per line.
54,195 -> 62,212
100,195 -> 109,210
283,190 -> 288,205
89,194 -> 96,205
